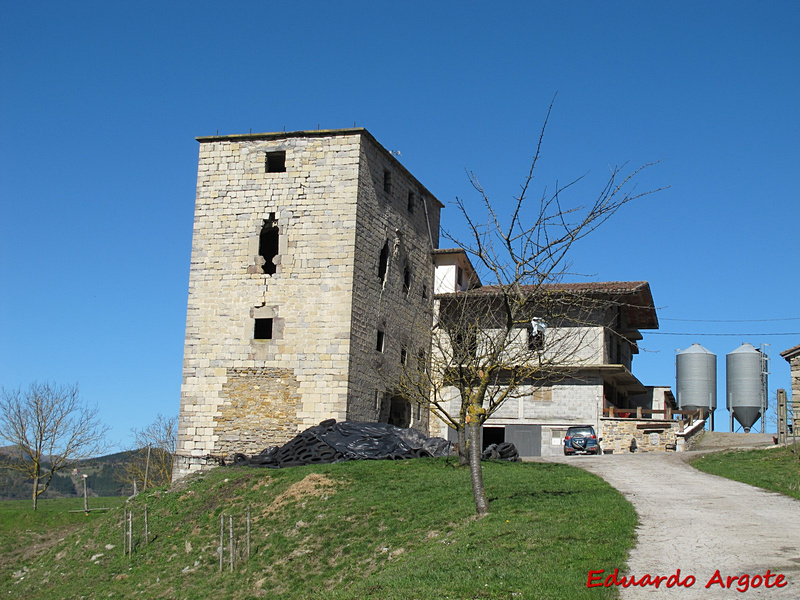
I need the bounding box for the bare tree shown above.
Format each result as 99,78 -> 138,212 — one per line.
398,101 -> 663,515
0,382 -> 110,510
124,414 -> 177,491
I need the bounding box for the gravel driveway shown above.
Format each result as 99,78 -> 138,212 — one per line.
548,452 -> 800,598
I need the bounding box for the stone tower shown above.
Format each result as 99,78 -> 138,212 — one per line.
174,128 -> 442,480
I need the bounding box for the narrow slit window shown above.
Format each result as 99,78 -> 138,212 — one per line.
407,191 -> 415,213
378,241 -> 389,283
422,284 -> 428,299
376,330 -> 385,352
400,348 -> 407,365
383,170 -> 392,194
254,318 -> 273,340
266,151 -> 286,173
259,214 -> 279,275
403,266 -> 411,296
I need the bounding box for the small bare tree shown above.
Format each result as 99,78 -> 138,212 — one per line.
124,414 -> 177,491
0,382 -> 110,510
398,100 -> 662,515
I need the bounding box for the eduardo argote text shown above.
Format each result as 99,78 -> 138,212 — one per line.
587,568 -> 788,592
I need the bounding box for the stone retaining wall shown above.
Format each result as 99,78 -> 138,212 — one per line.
600,417 -> 704,453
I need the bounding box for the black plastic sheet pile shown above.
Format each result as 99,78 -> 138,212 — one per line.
232,419 -> 452,468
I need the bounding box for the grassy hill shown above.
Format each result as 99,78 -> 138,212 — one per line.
0,458 -> 635,599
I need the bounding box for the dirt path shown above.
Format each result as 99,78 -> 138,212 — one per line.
548,452 -> 800,598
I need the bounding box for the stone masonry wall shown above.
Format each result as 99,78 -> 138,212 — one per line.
176,132 -> 362,478
600,417 -> 692,453
790,355 -> 800,413
346,138 -> 440,428
216,367 -> 303,456
175,130 -> 441,480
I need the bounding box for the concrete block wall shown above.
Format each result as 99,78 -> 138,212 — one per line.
434,378 -> 604,457
175,129 -> 441,480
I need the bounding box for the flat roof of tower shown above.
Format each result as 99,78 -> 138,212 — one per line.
196,127 -> 443,207
196,127 -> 368,143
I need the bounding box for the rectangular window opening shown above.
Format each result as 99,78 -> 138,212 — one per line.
383,170 -> 392,194
266,151 -> 286,173
403,266 -> 411,296
482,427 -> 505,451
407,191 -> 415,213
254,318 -> 273,340
376,329 -> 385,352
422,284 -> 428,299
400,348 -> 408,365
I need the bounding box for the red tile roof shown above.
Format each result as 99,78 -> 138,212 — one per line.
436,281 -> 658,329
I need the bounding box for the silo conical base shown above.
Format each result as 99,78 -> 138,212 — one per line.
732,406 -> 761,432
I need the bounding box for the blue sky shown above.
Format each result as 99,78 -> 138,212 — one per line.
2,1 -> 798,448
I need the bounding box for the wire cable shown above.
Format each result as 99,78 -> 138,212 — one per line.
648,331 -> 800,337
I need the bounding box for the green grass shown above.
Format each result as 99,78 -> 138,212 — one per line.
691,446 -> 800,501
0,496 -> 127,578
0,459 -> 636,600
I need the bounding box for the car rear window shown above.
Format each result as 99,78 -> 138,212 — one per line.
567,427 -> 594,437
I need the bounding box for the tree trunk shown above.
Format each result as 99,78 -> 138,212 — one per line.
32,470 -> 39,511
457,425 -> 468,466
468,418 -> 489,515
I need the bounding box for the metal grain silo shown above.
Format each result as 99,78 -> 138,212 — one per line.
726,343 -> 767,433
676,344 -> 716,427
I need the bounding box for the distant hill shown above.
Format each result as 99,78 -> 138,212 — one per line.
0,448 -> 142,500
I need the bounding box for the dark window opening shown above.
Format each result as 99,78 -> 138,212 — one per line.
383,170 -> 392,194
456,266 -> 464,287
376,329 -> 385,352
422,284 -> 428,299
417,349 -> 427,373
378,241 -> 389,283
388,396 -> 411,428
266,151 -> 286,173
403,266 -> 411,296
407,191 -> 415,213
453,329 -> 478,363
482,427 -> 505,450
527,322 -> 545,351
400,348 -> 407,365
254,318 -> 273,340
259,214 -> 279,275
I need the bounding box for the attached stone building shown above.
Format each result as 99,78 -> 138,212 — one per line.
174,128 -> 441,480
780,343 -> 800,429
